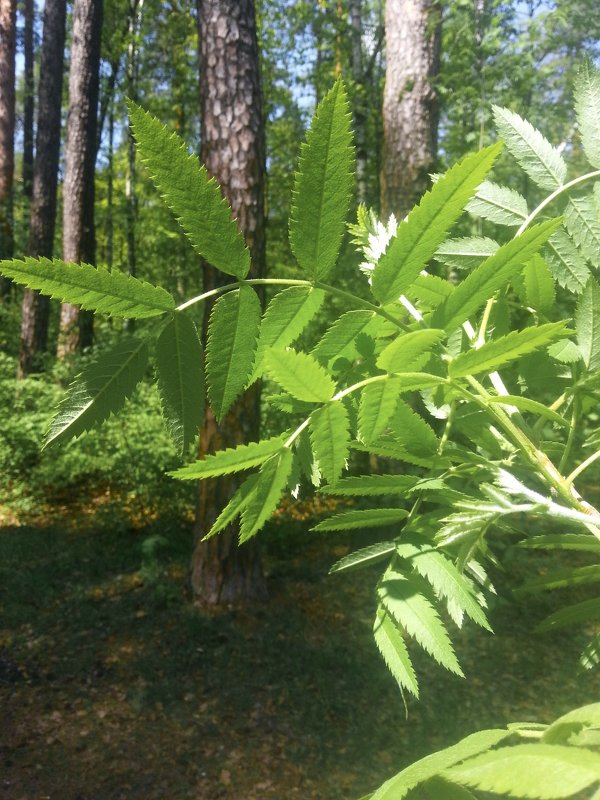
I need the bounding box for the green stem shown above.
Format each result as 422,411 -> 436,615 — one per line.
559,387 -> 581,473
515,168 -> 600,237
176,277 -> 410,331
567,449 -> 600,486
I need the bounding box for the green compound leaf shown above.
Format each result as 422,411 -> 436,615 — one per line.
377,329 -> 446,373
373,606 -> 419,698
548,339 -> 583,364
565,196 -> 600,264
576,278 -> 600,372
465,180 -> 529,227
206,285 -> 261,421
406,274 -> 454,309
545,228 -> 590,294
523,255 -> 555,314
493,105 -> 567,189
395,539 -> 490,630
310,401 -> 350,484
289,80 -> 354,281
128,102 -> 249,278
444,743 -> 600,799
203,473 -> 260,541
418,777 -> 478,800
265,348 -> 335,402
313,508 -> 409,532
312,310 -> 379,366
320,473 -> 422,496
169,435 -> 285,480
517,564 -> 600,594
45,337 -> 148,448
432,218 -> 561,332
574,60 -> 600,168
0,257 -> 174,318
156,314 -> 205,456
371,729 -> 510,800
252,286 -> 324,379
371,144 -> 502,304
239,448 -> 293,543
358,377 -> 403,444
449,322 -> 569,378
330,542 -> 396,574
520,533 -> 600,552
435,237 -> 500,271
378,572 -> 463,675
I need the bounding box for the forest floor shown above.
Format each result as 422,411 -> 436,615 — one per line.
1,497 -> 600,800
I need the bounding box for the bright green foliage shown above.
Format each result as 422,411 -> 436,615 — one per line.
523,255 -> 556,314
486,395 -> 569,427
377,329 -> 445,373
391,399 -> 438,457
433,218 -> 562,331
576,278 -> 600,372
128,102 -> 250,279
564,196 -> 600,263
0,257 -> 174,318
371,729 -> 510,799
546,229 -> 591,293
575,60 -> 600,168
312,310 -> 379,367
45,338 -> 148,448
378,571 -> 463,676
449,322 -> 569,378
435,237 -> 500,271
395,539 -> 490,630
465,180 -> 528,227
169,436 -> 285,479
289,81 -> 354,281
329,542 -> 396,574
358,378 -> 403,444
206,285 -> 261,420
312,508 -> 409,532
537,597 -> 600,632
319,474 -> 422,496
444,744 -> 600,798
520,534 -> 600,552
517,563 -> 600,593
371,144 -> 502,305
543,703 -> 600,744
252,286 -> 324,378
309,401 -> 350,484
493,105 -> 568,189
407,274 -> 454,308
373,607 -> 419,698
265,348 -> 335,402
204,473 -> 259,541
155,314 -> 204,456
239,448 -> 293,543
547,339 -> 583,364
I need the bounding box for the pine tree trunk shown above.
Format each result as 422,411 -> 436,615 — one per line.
21,0 -> 34,199
0,0 -> 16,300
18,0 -> 67,376
350,0 -> 368,204
57,0 -> 102,358
191,0 -> 267,606
380,0 -> 441,219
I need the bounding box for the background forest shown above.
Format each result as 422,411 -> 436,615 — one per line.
2,1 -> 600,799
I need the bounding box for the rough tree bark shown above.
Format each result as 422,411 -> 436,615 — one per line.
0,0 -> 16,300
18,0 -> 67,376
21,0 -> 34,198
380,0 -> 441,219
57,0 -> 102,358
191,0 -> 267,605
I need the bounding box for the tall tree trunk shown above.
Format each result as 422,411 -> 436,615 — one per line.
57,0 -> 102,358
380,0 -> 441,219
18,0 -> 67,376
349,0 -> 368,203
191,0 -> 266,606
0,0 -> 16,300
21,0 -> 34,199
124,0 -> 143,333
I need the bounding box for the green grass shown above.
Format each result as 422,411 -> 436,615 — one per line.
1,512 -> 600,799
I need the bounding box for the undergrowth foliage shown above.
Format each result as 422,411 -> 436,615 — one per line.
4,68 -> 600,797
